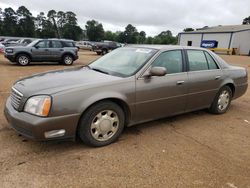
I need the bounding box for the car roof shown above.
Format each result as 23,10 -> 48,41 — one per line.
126,44 -> 205,51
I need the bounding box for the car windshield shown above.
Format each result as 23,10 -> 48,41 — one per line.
89,47 -> 157,77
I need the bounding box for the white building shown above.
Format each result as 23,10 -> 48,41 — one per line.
178,25 -> 250,55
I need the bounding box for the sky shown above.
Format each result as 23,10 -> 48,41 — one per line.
0,0 -> 250,36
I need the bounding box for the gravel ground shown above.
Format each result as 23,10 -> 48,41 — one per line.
0,51 -> 249,188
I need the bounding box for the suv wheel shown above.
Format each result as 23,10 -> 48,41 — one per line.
62,55 -> 73,65
17,54 -> 30,66
78,101 -> 125,147
102,49 -> 108,55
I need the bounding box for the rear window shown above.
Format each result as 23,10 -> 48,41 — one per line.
63,41 -> 75,47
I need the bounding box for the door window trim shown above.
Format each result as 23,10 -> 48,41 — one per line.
184,49 -> 221,72
138,49 -> 187,79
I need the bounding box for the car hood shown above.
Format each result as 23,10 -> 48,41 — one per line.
13,66 -> 122,96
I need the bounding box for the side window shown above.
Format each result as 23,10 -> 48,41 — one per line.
205,52 -> 219,69
51,41 -> 63,48
152,50 -> 183,74
36,40 -> 49,48
187,50 -> 208,71
63,42 -> 75,47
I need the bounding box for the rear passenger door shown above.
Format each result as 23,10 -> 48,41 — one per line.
186,50 -> 224,111
51,40 -> 64,60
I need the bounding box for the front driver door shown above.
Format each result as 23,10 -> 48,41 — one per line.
32,40 -> 51,61
135,50 -> 188,122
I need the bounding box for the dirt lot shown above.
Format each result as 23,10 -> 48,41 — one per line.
0,51 -> 250,188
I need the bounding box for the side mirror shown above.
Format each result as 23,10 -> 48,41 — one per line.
149,67 -> 167,77
143,67 -> 167,78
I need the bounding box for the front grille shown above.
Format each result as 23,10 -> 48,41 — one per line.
11,87 -> 23,110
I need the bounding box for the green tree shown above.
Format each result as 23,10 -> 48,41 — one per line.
154,30 -> 177,44
2,8 -> 18,36
47,10 -> 60,38
146,36 -> 154,44
61,11 -> 82,40
35,12 -> 55,38
16,6 -> 35,37
138,31 -> 146,44
183,28 -> 194,32
85,20 -> 104,41
243,16 -> 250,25
104,31 -> 115,41
124,24 -> 138,43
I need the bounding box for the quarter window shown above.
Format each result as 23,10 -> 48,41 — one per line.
187,50 -> 209,71
204,52 -> 219,69
152,50 -> 183,74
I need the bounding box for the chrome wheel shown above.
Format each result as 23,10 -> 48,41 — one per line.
217,90 -> 230,111
18,56 -> 29,65
90,110 -> 119,142
64,56 -> 73,65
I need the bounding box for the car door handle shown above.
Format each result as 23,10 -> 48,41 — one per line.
176,81 -> 185,85
215,76 -> 221,80
44,49 -> 49,51
59,49 -> 64,51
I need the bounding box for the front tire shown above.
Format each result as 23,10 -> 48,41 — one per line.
209,86 -> 232,114
62,55 -> 73,65
78,101 -> 125,147
102,49 -> 108,55
16,54 -> 30,66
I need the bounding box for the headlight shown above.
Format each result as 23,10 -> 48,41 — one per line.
24,96 -> 51,117
5,48 -> 13,53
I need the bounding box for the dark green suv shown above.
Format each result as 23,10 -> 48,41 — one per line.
4,39 -> 79,66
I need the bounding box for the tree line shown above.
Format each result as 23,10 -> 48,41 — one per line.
0,6 -> 178,44
0,6 -> 83,40
86,20 -> 177,44
1,5 -> 249,44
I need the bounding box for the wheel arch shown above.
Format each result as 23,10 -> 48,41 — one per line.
15,52 -> 32,61
224,83 -> 235,97
61,52 -> 74,59
76,97 -> 131,137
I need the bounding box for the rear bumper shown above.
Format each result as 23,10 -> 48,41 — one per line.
74,55 -> 79,61
4,97 -> 80,141
233,83 -> 248,99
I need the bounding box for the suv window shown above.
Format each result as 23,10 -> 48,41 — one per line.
51,41 -> 63,48
187,50 -> 209,71
23,39 -> 32,44
63,41 -> 75,47
204,51 -> 219,69
152,50 -> 183,74
35,40 -> 49,48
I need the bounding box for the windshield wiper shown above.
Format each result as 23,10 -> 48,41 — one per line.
92,68 -> 110,75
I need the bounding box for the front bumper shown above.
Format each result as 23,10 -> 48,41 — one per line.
4,97 -> 80,141
4,54 -> 16,62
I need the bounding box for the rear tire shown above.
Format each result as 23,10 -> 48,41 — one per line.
62,55 -> 73,65
102,49 -> 108,55
16,54 -> 30,66
78,101 -> 125,147
209,86 -> 232,114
